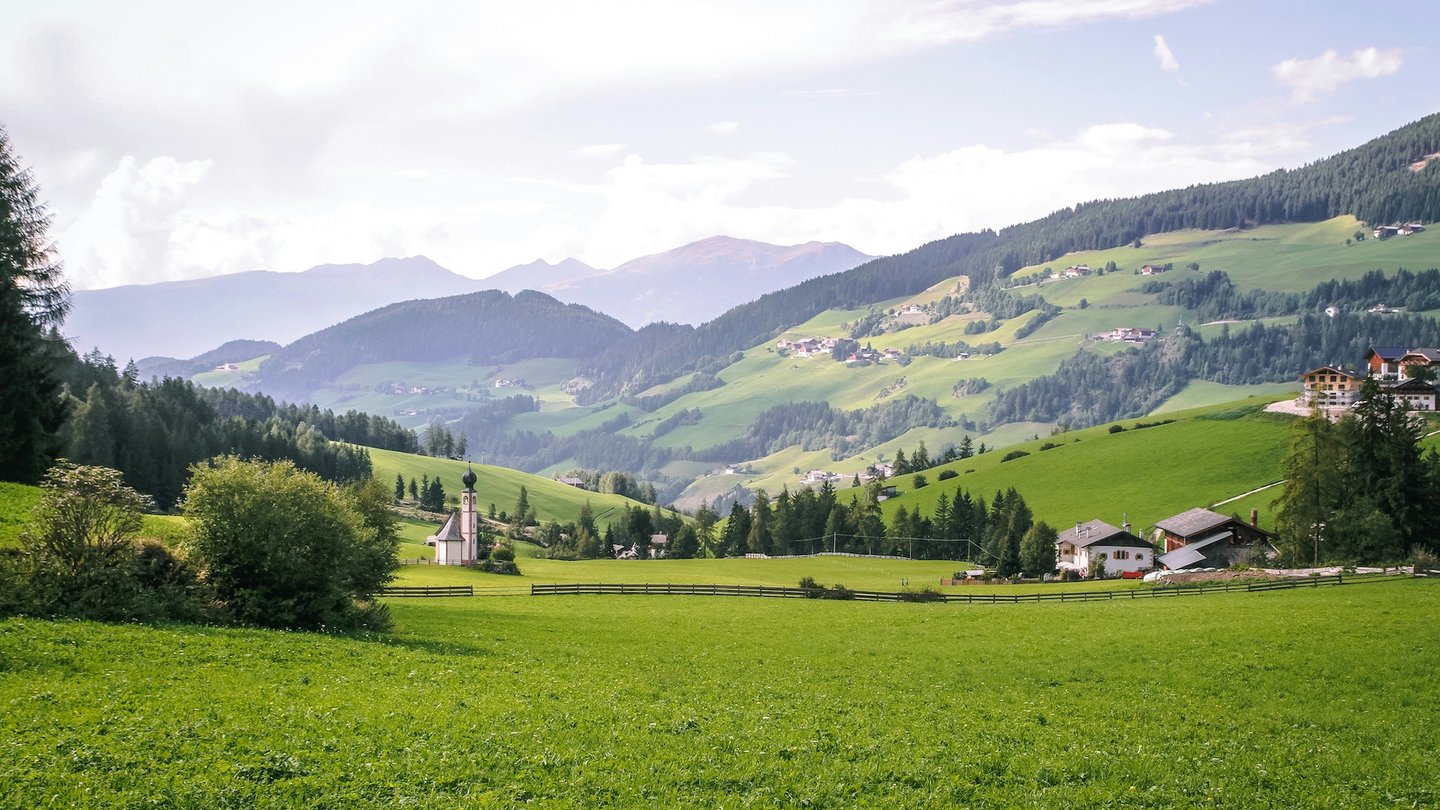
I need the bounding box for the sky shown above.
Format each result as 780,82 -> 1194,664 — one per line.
2,0 -> 1436,290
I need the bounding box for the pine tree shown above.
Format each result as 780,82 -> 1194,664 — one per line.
0,126 -> 70,483
394,473 -> 405,502
409,477 -> 419,500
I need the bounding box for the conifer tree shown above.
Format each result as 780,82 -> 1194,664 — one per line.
0,126 -> 69,483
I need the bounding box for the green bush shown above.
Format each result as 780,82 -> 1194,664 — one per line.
1000,450 -> 1030,462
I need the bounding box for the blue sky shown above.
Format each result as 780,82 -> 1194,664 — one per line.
1,0 -> 1434,289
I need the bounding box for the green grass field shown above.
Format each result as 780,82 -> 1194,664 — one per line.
0,481 -> 40,549
3,579 -> 1435,807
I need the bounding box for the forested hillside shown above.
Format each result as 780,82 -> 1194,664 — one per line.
577,113 -> 1440,400
255,290 -> 634,401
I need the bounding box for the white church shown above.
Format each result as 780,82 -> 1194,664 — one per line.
426,466 -> 487,564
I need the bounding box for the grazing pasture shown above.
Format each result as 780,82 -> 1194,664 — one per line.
2,579 -> 1435,807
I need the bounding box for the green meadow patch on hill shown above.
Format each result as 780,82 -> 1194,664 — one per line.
2,580 -> 1436,807
366,446 -> 664,528
876,400 -> 1294,533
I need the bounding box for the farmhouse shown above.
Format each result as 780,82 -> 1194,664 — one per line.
1365,346 -> 1407,380
648,534 -> 668,558
1063,264 -> 1092,278
1105,327 -> 1158,342
1299,365 -> 1363,407
1382,376 -> 1437,411
1154,508 -> 1271,570
556,476 -> 587,489
1139,264 -> 1165,275
1055,519 -> 1156,576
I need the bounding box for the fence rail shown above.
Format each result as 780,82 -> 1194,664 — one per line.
379,585 -> 474,597
530,574 -> 1364,603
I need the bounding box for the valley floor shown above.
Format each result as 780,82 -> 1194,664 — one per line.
2,578 -> 1437,807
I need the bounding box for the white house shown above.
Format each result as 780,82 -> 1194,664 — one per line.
1056,519 -> 1156,577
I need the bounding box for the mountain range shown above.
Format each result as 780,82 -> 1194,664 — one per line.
66,237 -> 872,362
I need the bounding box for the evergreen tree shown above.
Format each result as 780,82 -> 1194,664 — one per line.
747,489 -> 773,555
1272,408 -> 1347,564
671,524 -> 699,559
394,473 -> 405,502
0,126 -> 70,483
1019,521 -> 1058,578
958,435 -> 974,459
409,477 -> 419,500
892,448 -> 909,476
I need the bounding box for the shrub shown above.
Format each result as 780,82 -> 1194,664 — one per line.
826,584 -> 856,600
491,544 -> 516,562
480,559 -> 521,575
937,469 -> 958,481
798,576 -> 824,598
912,474 -> 928,489
1108,424 -> 1126,434
897,587 -> 945,603
1039,442 -> 1059,451
184,457 -> 398,632
1000,450 -> 1030,462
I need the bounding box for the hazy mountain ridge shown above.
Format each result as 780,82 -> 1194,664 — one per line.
66,237 -> 871,361
548,237 -> 874,327
66,256 -> 483,361
252,289 -> 634,402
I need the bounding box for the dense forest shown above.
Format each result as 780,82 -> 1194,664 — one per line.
576,113 -> 1440,400
56,350 -> 419,507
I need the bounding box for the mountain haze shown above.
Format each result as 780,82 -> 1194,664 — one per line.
65,256 -> 484,361
486,236 -> 873,327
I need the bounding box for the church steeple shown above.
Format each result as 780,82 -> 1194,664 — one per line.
462,465 -> 477,490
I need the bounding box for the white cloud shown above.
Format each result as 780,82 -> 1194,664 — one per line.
1272,47 -> 1403,102
708,121 -> 741,135
889,0 -> 1212,44
58,156 -> 216,289
1153,34 -> 1180,71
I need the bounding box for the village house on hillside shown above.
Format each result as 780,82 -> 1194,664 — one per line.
1056,519 -> 1157,576
1139,264 -> 1165,275
1300,346 -> 1440,411
1154,508 -> 1272,570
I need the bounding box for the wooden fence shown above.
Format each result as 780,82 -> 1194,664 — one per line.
530,574 -> 1359,603
379,585 -> 473,597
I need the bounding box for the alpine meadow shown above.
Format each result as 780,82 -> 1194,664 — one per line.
4,5 -> 1440,808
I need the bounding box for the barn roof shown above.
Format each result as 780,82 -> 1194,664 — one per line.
1154,508 -> 1232,539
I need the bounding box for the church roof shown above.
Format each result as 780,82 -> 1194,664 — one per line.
433,511 -> 463,542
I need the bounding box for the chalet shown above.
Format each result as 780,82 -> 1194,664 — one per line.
648,534 -> 669,558
1106,327 -> 1157,342
901,304 -> 925,315
804,469 -> 836,483
1055,519 -> 1156,576
1063,264 -> 1092,278
1374,225 -> 1400,239
556,476 -> 587,489
1381,376 -> 1437,411
1398,348 -> 1440,378
877,484 -> 898,501
1400,222 -> 1425,236
1364,346 -> 1407,380
1154,508 -> 1272,570
1139,264 -> 1165,275
882,348 -> 901,360
1368,303 -> 1396,315
1299,365 -> 1363,407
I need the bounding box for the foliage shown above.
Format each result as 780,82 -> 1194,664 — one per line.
182,457 -> 398,631
0,126 -> 70,483
1019,521 -> 1058,578
10,461 -> 210,621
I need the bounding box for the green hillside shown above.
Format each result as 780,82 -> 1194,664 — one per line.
365,446 -> 665,528
873,399 -> 1294,534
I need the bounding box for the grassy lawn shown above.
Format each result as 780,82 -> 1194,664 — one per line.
2,579 -> 1435,807
0,481 -> 40,549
